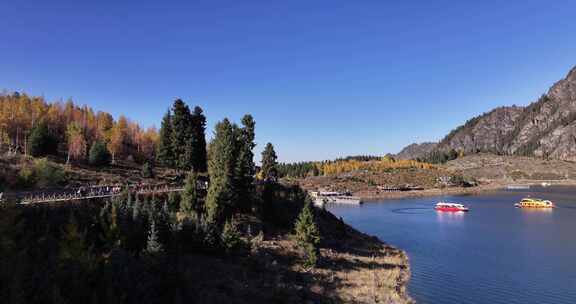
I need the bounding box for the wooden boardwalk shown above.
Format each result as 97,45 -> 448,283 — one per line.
18,184 -> 184,205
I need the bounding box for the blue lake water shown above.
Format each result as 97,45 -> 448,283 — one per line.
327,186 -> 576,304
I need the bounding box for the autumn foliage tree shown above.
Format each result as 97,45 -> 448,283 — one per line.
66,122 -> 87,163
0,92 -> 158,163
108,116 -> 128,164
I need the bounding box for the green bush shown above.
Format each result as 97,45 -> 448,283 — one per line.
34,158 -> 66,188
17,158 -> 66,189
17,166 -> 36,188
88,141 -> 111,167
167,191 -> 181,212
220,220 -> 243,254
141,162 -> 154,178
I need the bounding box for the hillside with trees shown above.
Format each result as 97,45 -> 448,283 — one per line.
0,92 -> 412,304
0,92 -> 158,164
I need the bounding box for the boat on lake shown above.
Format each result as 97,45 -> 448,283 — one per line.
507,185 -> 531,190
515,198 -> 555,208
434,202 -> 469,212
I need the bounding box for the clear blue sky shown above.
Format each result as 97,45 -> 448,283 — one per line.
2,1 -> 576,162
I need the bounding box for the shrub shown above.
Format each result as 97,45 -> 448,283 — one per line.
88,141 -> 111,167
18,158 -> 66,188
33,158 -> 66,188
141,162 -> 154,178
17,165 -> 36,188
167,191 -> 181,213
220,220 -> 243,254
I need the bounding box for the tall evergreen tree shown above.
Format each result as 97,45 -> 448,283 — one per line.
294,202 -> 321,268
157,110 -> 175,167
59,213 -> 91,265
189,106 -> 208,173
233,115 -> 256,212
146,218 -> 163,254
180,171 -> 199,215
171,99 -> 192,171
261,142 -> 278,181
206,119 -> 237,223
27,122 -> 57,157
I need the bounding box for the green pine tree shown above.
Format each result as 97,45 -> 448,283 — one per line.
59,213 -> 92,265
294,202 -> 321,268
171,99 -> 192,171
28,122 -> 58,157
189,106 -> 208,173
88,140 -> 111,166
220,220 -> 243,253
261,142 -> 278,182
206,119 -> 237,223
233,114 -> 256,212
180,171 -> 199,215
146,218 -> 163,254
157,109 -> 175,167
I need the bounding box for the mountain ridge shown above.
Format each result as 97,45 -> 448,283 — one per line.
401,65 -> 576,161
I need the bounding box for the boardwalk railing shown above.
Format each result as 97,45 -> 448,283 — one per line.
19,184 -> 184,205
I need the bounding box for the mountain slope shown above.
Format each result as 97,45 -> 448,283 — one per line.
436,65 -> 576,161
395,142 -> 437,160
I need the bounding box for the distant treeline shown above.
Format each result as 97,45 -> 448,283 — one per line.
278,155 -> 434,178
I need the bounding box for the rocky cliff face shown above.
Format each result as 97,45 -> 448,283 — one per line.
395,142 -> 437,160
438,106 -> 524,154
435,65 -> 576,161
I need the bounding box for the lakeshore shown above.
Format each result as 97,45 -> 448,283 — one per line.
258,209 -> 414,304
354,180 -> 576,202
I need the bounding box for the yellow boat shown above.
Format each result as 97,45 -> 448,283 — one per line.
515,198 -> 555,208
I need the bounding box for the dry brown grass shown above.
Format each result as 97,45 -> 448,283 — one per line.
179,208 -> 414,304
1,154 -> 177,191
247,234 -> 413,304
444,153 -> 576,181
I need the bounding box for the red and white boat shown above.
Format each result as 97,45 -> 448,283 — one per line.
435,202 -> 469,212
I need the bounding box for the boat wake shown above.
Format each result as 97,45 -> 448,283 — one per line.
391,207 -> 431,214
554,204 -> 576,210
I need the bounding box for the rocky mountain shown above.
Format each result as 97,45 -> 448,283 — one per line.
395,142 -> 437,160
437,106 -> 525,154
434,65 -> 576,161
